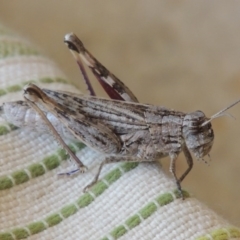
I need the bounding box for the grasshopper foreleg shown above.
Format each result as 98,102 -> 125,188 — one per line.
169,146 -> 193,199
169,153 -> 183,198
179,146 -> 194,183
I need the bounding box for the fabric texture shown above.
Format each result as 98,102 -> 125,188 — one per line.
0,24 -> 239,240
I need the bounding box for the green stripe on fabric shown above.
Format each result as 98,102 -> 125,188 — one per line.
39,77 -> 68,84
0,40 -> 39,59
61,204 -> 78,218
0,141 -> 85,190
0,177 -> 13,190
139,202 -> 157,219
0,162 -> 139,240
43,155 -> 61,170
125,215 -> 141,229
228,228 -> 240,238
173,189 -> 190,199
76,193 -> 94,208
6,85 -> 22,92
0,233 -> 13,240
12,171 -> 29,184
195,227 -> 240,240
0,124 -> 18,136
0,77 -> 68,97
104,168 -> 122,184
12,228 -> 29,239
101,190 -> 190,240
156,192 -> 174,206
27,222 -> 46,234
90,181 -> 109,196
88,162 -> 139,196
45,214 -> 63,227
110,226 -> 127,239
0,89 -> 7,96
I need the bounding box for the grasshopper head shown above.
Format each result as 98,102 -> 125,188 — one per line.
182,111 -> 214,160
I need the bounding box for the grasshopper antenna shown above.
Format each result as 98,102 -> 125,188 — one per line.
202,99 -> 240,126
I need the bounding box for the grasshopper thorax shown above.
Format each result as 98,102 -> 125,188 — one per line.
182,110 -> 214,160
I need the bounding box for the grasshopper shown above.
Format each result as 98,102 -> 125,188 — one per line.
1,33 -> 240,199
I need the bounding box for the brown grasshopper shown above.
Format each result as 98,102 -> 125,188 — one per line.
1,33 -> 240,199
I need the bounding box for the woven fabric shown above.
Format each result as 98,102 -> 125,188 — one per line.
0,24 -> 239,240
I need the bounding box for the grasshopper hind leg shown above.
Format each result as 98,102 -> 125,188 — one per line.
64,33 -> 138,102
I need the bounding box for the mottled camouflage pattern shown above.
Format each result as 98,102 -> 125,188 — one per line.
1,34 -> 216,198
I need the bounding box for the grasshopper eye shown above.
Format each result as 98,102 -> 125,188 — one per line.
182,111 -> 214,159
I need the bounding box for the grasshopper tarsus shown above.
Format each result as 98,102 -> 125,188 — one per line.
80,166 -> 88,173
83,179 -> 98,193
83,162 -> 105,193
83,185 -> 91,193
176,181 -> 184,200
